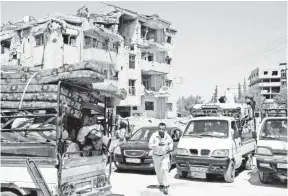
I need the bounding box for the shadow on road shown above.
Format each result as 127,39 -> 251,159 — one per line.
115,169 -> 155,176
248,170 -> 287,189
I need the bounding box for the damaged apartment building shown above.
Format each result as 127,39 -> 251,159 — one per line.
86,4 -> 178,119
1,4 -> 177,119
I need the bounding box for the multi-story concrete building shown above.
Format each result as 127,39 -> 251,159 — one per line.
1,5 -> 178,119
280,63 -> 287,87
90,4 -> 178,119
248,67 -> 282,102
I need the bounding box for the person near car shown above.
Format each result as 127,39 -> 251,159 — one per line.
116,121 -> 128,143
148,123 -> 173,195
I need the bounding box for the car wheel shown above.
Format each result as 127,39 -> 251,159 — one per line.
245,154 -> 253,170
259,171 -> 271,184
177,170 -> 188,178
224,160 -> 235,183
206,173 -> 216,182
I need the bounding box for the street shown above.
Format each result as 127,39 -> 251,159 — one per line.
110,160 -> 287,196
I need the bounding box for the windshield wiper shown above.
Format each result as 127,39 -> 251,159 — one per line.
184,134 -> 202,138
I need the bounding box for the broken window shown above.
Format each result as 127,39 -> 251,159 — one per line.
130,44 -> 135,51
1,39 -> 11,54
129,79 -> 136,96
148,54 -> 154,62
166,103 -> 173,111
271,78 -> 280,82
166,80 -> 172,87
167,36 -> 172,43
129,55 -> 136,69
145,101 -> 154,111
264,71 -> 268,75
165,57 -> 172,65
35,34 -> 44,47
272,71 -> 278,76
63,34 -> 77,46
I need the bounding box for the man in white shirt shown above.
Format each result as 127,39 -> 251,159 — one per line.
148,123 -> 173,195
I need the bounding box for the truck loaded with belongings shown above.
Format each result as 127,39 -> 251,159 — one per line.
1,60 -> 127,196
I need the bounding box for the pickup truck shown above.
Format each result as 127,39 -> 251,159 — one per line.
175,103 -> 257,183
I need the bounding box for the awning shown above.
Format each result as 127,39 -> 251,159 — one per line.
92,82 -> 127,100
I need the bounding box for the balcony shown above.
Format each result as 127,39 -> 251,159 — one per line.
83,48 -> 117,64
258,82 -> 281,87
141,60 -> 170,74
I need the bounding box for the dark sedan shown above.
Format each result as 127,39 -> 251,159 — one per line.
113,126 -> 182,172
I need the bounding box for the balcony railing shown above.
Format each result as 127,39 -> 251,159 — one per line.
141,60 -> 170,74
258,82 -> 281,87
83,48 -> 117,64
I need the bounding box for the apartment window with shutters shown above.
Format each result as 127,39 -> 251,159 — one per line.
129,79 -> 136,96
129,55 -> 136,69
63,34 -> 77,46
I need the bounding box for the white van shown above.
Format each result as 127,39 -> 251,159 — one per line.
175,104 -> 257,183
256,109 -> 287,184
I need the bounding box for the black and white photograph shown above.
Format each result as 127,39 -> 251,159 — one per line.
0,1 -> 287,196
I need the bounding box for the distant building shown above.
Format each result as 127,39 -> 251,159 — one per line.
280,63 -> 287,87
248,67 -> 281,102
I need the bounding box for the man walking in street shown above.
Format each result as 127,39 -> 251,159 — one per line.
148,123 -> 173,195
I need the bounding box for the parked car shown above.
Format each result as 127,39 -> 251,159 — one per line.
113,126 -> 182,172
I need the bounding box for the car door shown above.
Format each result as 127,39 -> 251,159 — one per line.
231,121 -> 242,168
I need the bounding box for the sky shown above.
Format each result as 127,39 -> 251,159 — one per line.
1,1 -> 287,101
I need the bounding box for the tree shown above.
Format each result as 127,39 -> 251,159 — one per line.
274,87 -> 287,108
238,83 -> 242,100
211,85 -> 218,103
243,86 -> 266,111
177,95 -> 204,116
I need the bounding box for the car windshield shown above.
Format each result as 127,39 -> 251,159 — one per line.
129,127 -> 158,141
260,119 -> 287,141
184,120 -> 228,138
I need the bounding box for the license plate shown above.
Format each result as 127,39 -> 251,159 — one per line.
74,181 -> 91,189
190,167 -> 208,172
191,172 -> 206,178
277,163 -> 287,169
126,158 -> 141,163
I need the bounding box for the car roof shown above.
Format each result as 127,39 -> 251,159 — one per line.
137,126 -> 180,130
190,116 -> 234,121
262,117 -> 287,120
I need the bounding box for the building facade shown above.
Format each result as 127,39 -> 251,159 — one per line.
1,5 -> 178,119
95,5 -> 178,119
248,67 -> 282,102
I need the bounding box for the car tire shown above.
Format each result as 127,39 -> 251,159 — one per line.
245,154 -> 253,170
259,171 -> 271,184
178,170 -> 188,178
224,160 -> 235,183
206,173 -> 216,182
1,192 -> 19,196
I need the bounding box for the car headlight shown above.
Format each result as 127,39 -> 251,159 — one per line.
211,149 -> 229,157
114,146 -> 121,155
177,148 -> 189,156
257,147 -> 273,156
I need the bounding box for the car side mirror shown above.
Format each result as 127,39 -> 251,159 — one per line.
233,130 -> 240,139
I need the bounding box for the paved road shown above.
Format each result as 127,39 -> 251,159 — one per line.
109,160 -> 287,196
